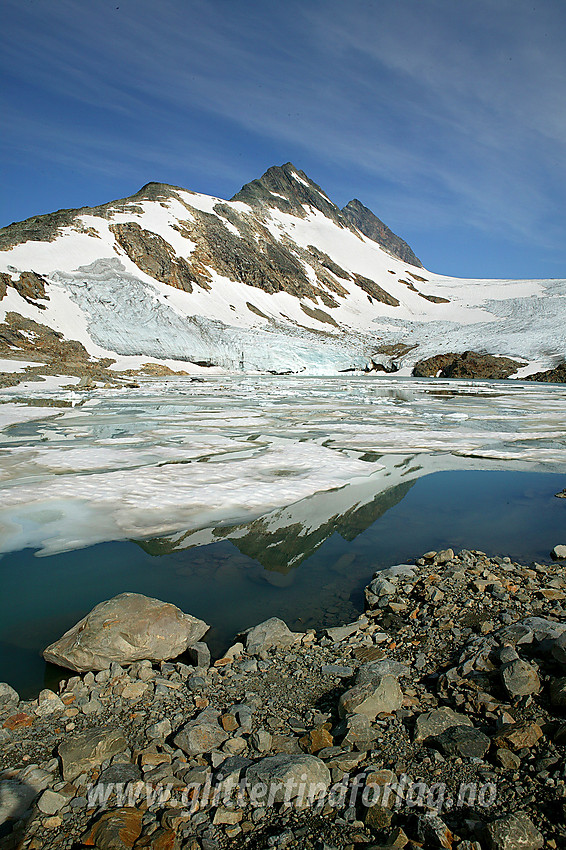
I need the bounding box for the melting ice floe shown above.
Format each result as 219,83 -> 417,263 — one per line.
0,375 -> 565,555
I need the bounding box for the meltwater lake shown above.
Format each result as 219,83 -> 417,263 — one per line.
0,375 -> 565,694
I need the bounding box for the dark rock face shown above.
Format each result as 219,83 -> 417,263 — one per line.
342,198 -> 423,267
0,311 -> 89,364
525,362 -> 566,384
352,273 -> 400,306
110,222 -> 200,293
413,350 -> 520,379
231,162 -> 349,228
175,205 -> 325,303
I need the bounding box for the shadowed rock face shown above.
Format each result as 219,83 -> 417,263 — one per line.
413,350 -> 521,379
342,198 -> 423,267
231,162 -> 351,228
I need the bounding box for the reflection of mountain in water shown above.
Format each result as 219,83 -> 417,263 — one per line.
139,478 -> 415,572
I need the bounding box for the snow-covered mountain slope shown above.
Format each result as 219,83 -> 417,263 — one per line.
1,163 -> 564,376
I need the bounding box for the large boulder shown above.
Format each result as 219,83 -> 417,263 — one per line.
58,727 -> 127,782
246,754 -> 330,803
338,676 -> 403,719
43,593 -> 209,672
241,617 -> 302,655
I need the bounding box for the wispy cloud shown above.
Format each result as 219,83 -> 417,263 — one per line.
1,0 -> 566,274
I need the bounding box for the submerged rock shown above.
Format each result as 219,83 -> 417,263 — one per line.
43,592 -> 209,672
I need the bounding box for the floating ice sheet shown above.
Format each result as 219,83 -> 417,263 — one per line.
0,375 -> 565,555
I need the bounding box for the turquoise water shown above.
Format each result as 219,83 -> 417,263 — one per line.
0,468 -> 564,697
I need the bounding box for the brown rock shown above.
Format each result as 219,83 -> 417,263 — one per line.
492,721 -> 543,751
133,828 -> 179,849
82,807 -> 143,848
2,712 -> 33,730
413,350 -> 520,379
299,727 -> 333,754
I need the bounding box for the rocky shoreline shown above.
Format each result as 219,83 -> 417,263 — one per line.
2,548 -> 566,849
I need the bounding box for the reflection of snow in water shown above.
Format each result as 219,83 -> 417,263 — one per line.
0,375 -> 565,555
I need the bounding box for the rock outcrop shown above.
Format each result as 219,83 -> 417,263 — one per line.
413,350 -> 521,379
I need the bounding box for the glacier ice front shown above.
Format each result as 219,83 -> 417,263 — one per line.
0,375 -> 565,555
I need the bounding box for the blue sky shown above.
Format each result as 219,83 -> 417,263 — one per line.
1,0 -> 566,279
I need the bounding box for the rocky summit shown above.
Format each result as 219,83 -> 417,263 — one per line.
1,163 -> 565,379
2,548 -> 566,849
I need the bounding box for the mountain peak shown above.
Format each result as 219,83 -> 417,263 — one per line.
231,162 -> 346,223
342,198 -> 423,268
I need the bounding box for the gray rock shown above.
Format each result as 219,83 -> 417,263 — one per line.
186,641 -> 211,668
321,664 -> 354,678
498,646 -> 520,664
215,755 -> 252,783
43,592 -> 209,672
37,789 -> 68,815
242,618 -> 301,655
551,632 -> 566,667
333,713 -> 377,749
519,617 -> 566,643
147,718 -> 172,740
366,577 -> 396,598
551,545 -> 566,560
414,707 -> 473,742
378,564 -> 416,581
435,548 -> 454,564
0,781 -> 38,825
0,767 -> 55,824
432,725 -> 490,759
338,675 -> 403,719
252,730 -> 273,752
174,714 -> 229,756
550,677 -> 566,707
0,682 -> 19,710
324,621 -> 363,642
485,810 -> 543,850
246,754 -> 330,803
98,763 -> 142,785
501,658 -> 541,697
355,659 -> 411,683
58,726 -> 128,781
